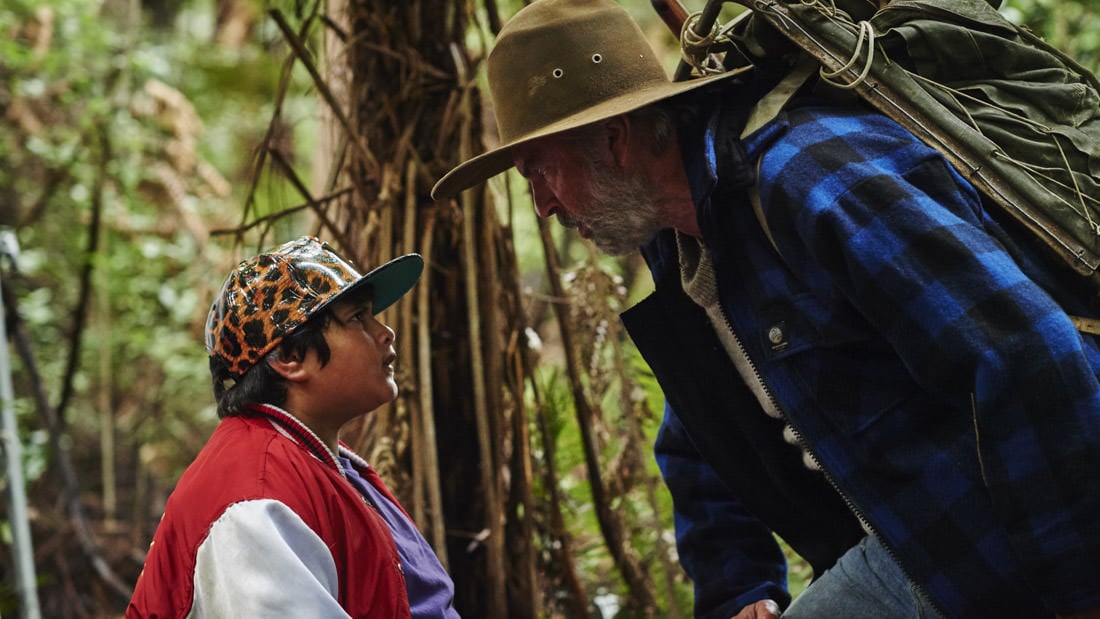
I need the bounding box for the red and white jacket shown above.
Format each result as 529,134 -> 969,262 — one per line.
127,404 -> 412,618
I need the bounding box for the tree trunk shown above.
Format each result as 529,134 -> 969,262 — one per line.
312,1 -> 540,615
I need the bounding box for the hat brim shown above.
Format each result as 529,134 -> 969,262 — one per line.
431,66 -> 749,200
334,253 -> 424,315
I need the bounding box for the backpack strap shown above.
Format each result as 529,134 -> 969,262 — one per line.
741,55 -> 818,258
742,55 -> 818,138
1069,315 -> 1100,335
747,158 -> 780,256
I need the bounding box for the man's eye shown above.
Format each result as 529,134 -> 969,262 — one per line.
522,165 -> 545,179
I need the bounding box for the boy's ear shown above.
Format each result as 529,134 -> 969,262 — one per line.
266,349 -> 310,383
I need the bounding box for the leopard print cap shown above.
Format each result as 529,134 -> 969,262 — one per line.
205,236 -> 423,377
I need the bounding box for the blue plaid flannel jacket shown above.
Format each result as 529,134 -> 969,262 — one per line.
638,99 -> 1100,619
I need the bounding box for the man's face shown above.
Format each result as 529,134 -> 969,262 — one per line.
513,129 -> 664,256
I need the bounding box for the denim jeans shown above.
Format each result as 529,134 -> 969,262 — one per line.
782,535 -> 945,619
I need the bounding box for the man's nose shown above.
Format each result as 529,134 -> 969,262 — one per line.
529,181 -> 557,219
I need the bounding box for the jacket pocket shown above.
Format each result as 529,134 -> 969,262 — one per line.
760,292 -> 918,436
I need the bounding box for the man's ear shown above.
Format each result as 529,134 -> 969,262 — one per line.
603,115 -> 633,169
266,349 -> 310,383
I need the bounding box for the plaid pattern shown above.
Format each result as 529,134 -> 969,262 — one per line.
656,101 -> 1100,618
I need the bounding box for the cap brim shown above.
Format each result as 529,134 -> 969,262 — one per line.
336,253 -> 424,315
431,66 -> 749,200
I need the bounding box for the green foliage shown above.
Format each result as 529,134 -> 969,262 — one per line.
0,0 -> 308,548
5,1 -> 196,460
1000,0 -> 1100,74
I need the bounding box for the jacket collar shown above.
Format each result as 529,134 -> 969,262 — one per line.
248,403 -> 347,471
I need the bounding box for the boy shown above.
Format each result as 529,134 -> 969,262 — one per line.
128,236 -> 459,618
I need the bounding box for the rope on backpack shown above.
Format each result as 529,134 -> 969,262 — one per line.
680,12 -> 718,74
906,73 -> 1100,236
818,20 -> 876,89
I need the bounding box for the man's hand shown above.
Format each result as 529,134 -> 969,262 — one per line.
731,599 -> 781,619
1058,608 -> 1100,619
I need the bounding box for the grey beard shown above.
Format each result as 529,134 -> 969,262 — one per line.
582,161 -> 666,256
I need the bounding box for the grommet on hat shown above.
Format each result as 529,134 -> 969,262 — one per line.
205,236 -> 423,377
431,0 -> 750,200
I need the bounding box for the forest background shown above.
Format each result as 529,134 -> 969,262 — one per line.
1,0 -> 1098,617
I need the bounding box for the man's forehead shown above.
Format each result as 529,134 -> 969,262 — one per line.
513,134 -> 573,168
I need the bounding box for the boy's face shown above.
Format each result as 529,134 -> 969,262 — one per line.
306,297 -> 400,419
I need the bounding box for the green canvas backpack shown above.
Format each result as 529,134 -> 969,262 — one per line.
676,0 -> 1100,303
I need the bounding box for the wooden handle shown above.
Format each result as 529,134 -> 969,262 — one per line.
651,0 -> 690,35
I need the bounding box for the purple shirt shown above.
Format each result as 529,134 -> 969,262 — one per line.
339,457 -> 460,618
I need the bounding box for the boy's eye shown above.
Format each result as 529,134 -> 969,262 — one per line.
336,308 -> 369,328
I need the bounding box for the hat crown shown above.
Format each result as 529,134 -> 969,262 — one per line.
488,0 -> 668,144
430,0 -> 747,200
205,236 -> 364,376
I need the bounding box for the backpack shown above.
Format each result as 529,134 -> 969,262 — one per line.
674,0 -> 1100,301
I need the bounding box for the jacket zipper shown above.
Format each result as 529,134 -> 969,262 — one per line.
718,311 -> 949,619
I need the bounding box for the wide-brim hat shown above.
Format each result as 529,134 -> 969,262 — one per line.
206,236 -> 423,377
431,0 -> 748,200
